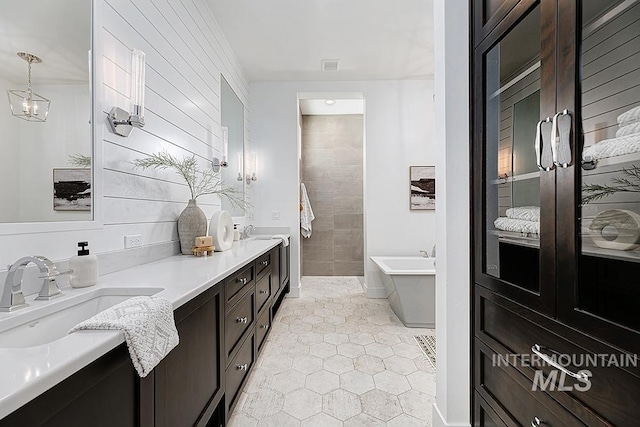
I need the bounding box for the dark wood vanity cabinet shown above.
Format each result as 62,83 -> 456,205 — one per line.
153,284 -> 224,427
472,0 -> 640,425
0,244 -> 290,427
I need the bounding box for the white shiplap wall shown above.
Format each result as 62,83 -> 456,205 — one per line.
0,0 -> 250,273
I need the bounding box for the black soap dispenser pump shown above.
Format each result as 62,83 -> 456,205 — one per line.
69,241 -> 98,288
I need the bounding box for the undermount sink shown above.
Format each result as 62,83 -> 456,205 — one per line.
0,287 -> 164,348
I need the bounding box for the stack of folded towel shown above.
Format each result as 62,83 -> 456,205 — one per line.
583,105 -> 640,161
494,206 -> 540,235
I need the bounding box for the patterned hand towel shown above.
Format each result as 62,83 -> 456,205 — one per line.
69,296 -> 179,377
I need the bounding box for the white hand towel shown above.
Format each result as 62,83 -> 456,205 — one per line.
582,132 -> 640,160
300,183 -> 315,238
69,296 -> 179,377
494,217 -> 540,235
617,105 -> 640,125
272,234 -> 290,247
616,122 -> 640,138
506,206 -> 540,222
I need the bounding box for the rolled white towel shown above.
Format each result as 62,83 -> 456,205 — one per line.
616,122 -> 640,138
582,132 -> 640,161
506,206 -> 540,222
494,217 -> 540,235
617,105 -> 640,125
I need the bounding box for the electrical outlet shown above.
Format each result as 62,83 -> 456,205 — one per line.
124,234 -> 142,249
272,211 -> 280,220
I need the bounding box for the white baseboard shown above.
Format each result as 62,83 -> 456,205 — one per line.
361,281 -> 388,299
286,282 -> 301,298
432,403 -> 471,427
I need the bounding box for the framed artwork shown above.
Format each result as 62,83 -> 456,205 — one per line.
53,168 -> 91,211
410,166 -> 435,210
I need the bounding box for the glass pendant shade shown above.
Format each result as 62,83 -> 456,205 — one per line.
6,52 -> 50,122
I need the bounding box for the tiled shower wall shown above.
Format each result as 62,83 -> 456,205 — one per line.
301,114 -> 364,276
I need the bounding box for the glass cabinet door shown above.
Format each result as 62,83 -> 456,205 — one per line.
475,2 -> 557,315
558,0 -> 640,353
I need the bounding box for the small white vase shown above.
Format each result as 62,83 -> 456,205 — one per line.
177,199 -> 207,255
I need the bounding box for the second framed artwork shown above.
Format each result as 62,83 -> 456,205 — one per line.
410,166 -> 435,210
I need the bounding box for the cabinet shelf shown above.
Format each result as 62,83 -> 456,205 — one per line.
489,171 -> 539,185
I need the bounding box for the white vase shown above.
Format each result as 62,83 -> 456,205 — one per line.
177,199 -> 207,255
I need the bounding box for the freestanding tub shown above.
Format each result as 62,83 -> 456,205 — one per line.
370,256 -> 435,328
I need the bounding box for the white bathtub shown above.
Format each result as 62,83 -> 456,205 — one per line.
370,256 -> 436,328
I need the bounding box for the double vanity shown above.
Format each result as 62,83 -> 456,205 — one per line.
0,238 -> 290,426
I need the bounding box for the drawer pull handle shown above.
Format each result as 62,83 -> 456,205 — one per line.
237,364 -> 248,371
237,277 -> 248,285
259,290 -> 268,294
531,416 -> 542,427
261,260 -> 269,266
236,316 -> 248,324
531,344 -> 590,381
262,324 -> 269,329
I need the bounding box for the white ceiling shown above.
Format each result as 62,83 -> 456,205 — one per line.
300,99 -> 364,115
207,0 -> 434,82
0,0 -> 90,86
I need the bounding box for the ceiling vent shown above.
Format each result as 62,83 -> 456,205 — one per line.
321,59 -> 340,72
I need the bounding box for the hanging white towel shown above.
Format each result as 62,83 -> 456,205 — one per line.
69,296 -> 179,377
300,183 -> 315,238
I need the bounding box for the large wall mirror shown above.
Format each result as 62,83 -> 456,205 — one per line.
220,75 -> 245,217
0,0 -> 93,225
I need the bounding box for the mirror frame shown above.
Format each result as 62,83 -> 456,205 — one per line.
220,74 -> 247,218
0,0 -> 103,235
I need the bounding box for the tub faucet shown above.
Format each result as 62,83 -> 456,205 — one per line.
420,250 -> 430,258
242,224 -> 255,239
1,256 -> 66,312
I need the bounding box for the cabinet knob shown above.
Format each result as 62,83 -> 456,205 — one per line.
236,316 -> 248,324
262,324 -> 269,329
237,277 -> 248,285
531,416 -> 542,427
261,260 -> 268,266
237,364 -> 248,371
259,290 -> 268,294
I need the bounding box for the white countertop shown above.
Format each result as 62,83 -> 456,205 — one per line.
0,238 -> 281,419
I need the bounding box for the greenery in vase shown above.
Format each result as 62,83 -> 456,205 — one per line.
132,151 -> 247,211
68,153 -> 91,168
582,165 -> 640,203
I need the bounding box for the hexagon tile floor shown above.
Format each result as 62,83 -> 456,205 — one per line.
228,276 -> 436,426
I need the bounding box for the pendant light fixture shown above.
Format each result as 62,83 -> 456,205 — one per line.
7,52 -> 51,122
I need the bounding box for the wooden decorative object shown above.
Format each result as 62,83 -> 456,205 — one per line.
192,245 -> 215,257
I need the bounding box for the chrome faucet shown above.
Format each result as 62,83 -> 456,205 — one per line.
1,256 -> 66,312
420,250 -> 430,258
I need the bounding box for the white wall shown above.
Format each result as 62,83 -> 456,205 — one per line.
0,76 -> 20,222
250,80 -> 435,297
18,84 -> 91,223
433,0 -> 471,426
0,0 -> 250,279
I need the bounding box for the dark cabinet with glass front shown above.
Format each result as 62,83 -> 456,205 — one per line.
472,0 -> 640,425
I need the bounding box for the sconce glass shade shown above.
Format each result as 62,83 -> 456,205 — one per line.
221,126 -> 229,165
130,49 -> 145,125
7,52 -> 50,122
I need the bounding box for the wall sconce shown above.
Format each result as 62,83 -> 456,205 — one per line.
246,152 -> 258,185
108,49 -> 146,137
236,152 -> 243,181
212,126 -> 229,172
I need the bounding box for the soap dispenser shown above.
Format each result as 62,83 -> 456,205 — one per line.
233,224 -> 240,241
69,241 -> 98,288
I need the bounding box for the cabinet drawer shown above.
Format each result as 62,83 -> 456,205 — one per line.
226,333 -> 255,417
226,264 -> 254,308
475,341 -> 585,427
255,272 -> 271,314
225,289 -> 255,364
474,392 -> 511,427
476,287 -> 640,426
256,251 -> 271,277
256,305 -> 271,352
